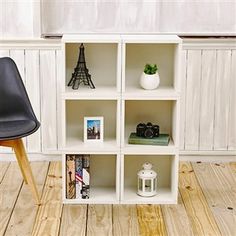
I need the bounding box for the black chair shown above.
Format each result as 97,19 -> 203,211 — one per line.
0,57 -> 40,204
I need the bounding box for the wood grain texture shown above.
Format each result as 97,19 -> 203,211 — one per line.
137,204 -> 167,236
31,162 -> 62,236
214,50 -> 231,150
5,162 -> 49,236
87,205 -> 112,236
40,50 -> 58,152
0,162 -> 10,183
0,162 -> 23,235
113,204 -> 139,236
199,50 -> 216,150
25,50 -> 41,153
180,50 -> 187,150
229,162 -> 236,176
192,162 -> 236,236
162,193 -> 194,236
59,204 -> 87,236
184,50 -> 201,150
179,162 -> 221,236
228,50 -> 236,150
56,50 -> 63,150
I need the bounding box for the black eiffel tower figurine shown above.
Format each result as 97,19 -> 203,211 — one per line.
68,43 -> 95,90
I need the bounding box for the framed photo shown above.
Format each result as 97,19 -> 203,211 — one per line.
84,117 -> 104,142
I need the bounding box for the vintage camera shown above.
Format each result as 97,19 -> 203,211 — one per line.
136,122 -> 159,138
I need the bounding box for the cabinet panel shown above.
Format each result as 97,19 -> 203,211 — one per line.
199,50 -> 216,150
185,50 -> 201,150
40,50 -> 58,152
228,50 -> 236,150
214,50 -> 231,150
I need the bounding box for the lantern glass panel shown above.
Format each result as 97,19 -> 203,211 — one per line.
138,178 -> 143,191
154,178 -> 156,191
145,179 -> 152,192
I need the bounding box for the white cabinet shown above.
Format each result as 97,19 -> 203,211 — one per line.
62,34 -> 182,204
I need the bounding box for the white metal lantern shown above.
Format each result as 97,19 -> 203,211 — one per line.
137,162 -> 157,197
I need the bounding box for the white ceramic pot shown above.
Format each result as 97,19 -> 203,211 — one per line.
140,72 -> 160,90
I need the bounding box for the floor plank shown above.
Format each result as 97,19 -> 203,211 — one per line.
0,162 -> 10,183
31,162 -> 62,236
59,204 -> 87,236
87,204 -> 112,236
192,162 -> 236,236
113,204 -> 139,236
162,193 -> 194,236
5,162 -> 49,236
179,162 -> 221,236
0,162 -> 23,235
137,204 -> 167,236
229,162 -> 236,176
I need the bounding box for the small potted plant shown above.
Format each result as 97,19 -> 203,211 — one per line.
140,64 -> 160,90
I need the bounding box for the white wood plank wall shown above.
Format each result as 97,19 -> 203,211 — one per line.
0,39 -> 235,156
182,39 -> 236,154
0,41 -> 61,154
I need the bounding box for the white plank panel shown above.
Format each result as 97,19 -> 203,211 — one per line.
184,50 -> 201,150
199,50 -> 217,150
56,50 -> 62,150
25,50 -> 41,153
228,50 -> 236,150
180,50 -> 187,150
214,50 -> 231,150
40,50 -> 57,152
0,50 -> 11,154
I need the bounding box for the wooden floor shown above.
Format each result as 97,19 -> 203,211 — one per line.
0,161 -> 236,236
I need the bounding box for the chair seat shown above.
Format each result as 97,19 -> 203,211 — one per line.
0,119 -> 38,140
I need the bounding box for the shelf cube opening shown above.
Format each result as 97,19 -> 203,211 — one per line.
66,100 -> 118,144
65,43 -> 119,90
64,154 -> 118,202
125,43 -> 179,90
122,154 -> 177,203
124,100 -> 178,146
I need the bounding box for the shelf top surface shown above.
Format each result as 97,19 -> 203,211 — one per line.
122,34 -> 182,43
62,34 -> 121,43
62,34 -> 182,44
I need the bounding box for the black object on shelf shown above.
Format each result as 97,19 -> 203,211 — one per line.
68,43 -> 95,90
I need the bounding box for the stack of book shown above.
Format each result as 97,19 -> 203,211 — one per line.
66,154 -> 90,199
128,132 -> 170,146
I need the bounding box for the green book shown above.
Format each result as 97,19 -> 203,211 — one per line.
128,132 -> 170,146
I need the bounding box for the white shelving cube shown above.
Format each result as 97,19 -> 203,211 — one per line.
62,153 -> 120,204
61,34 -> 182,204
121,154 -> 179,204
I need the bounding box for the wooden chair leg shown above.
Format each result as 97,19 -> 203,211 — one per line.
13,139 -> 40,205
0,140 -> 28,183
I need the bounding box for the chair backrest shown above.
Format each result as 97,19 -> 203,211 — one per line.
0,57 -> 38,123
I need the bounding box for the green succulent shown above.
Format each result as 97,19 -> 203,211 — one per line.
144,64 -> 158,75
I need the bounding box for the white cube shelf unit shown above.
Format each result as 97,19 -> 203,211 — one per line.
62,34 -> 182,204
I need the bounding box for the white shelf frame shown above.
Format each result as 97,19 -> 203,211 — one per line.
61,34 -> 182,204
